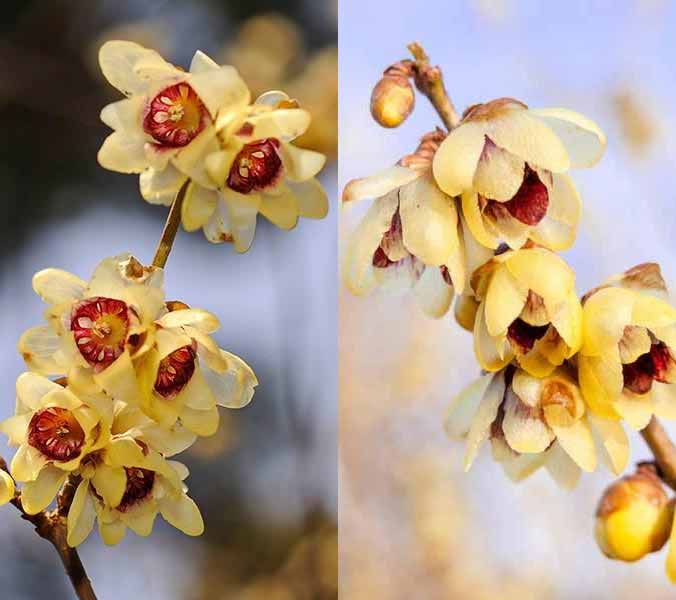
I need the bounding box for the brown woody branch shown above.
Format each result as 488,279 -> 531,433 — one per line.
0,459 -> 97,599
640,417 -> 676,491
152,179 -> 191,269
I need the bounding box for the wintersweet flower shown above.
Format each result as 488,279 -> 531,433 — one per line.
0,373 -> 112,515
470,247 -> 582,376
135,303 -> 257,436
578,263 -> 676,429
446,365 -> 628,488
18,254 -> 165,406
98,41 -> 250,199
68,441 -> 202,546
182,91 -> 328,253
0,471 -> 14,506
342,131 -> 486,318
432,98 -> 605,251
595,467 -> 672,563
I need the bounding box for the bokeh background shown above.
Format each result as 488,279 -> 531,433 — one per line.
339,1 -> 676,598
0,1 -> 336,599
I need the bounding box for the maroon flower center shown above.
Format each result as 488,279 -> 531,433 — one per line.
28,407 -> 85,462
507,318 -> 549,353
71,297 -> 130,371
440,266 -> 453,286
117,467 -> 155,512
623,343 -> 674,394
500,166 -> 549,226
143,83 -> 207,147
227,138 -> 282,194
372,209 -> 403,268
154,345 -> 197,399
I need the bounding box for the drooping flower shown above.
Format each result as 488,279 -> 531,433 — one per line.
446,365 -> 628,488
68,435 -> 203,546
342,131 -> 486,318
0,471 -> 14,506
595,466 -> 672,563
18,254 -> 165,406
432,98 -> 605,251
182,91 -> 328,253
97,41 -> 250,201
0,373 -> 112,515
135,304 -> 258,436
470,246 -> 582,376
578,263 -> 676,429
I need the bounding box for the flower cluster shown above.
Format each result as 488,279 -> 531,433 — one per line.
345,53 -> 676,583
98,41 -> 328,253
0,254 -> 257,546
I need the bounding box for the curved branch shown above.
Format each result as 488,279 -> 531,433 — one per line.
640,416 -> 676,491
152,179 -> 191,269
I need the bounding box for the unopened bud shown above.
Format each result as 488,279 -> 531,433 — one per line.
595,467 -> 672,562
370,69 -> 415,128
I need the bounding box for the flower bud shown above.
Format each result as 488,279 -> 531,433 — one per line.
595,468 -> 672,562
370,73 -> 415,128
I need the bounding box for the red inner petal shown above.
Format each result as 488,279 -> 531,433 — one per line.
27,407 -> 85,462
143,83 -> 207,148
501,166 -> 549,226
227,138 -> 282,194
507,318 -> 549,353
154,345 -> 197,399
117,467 -> 155,512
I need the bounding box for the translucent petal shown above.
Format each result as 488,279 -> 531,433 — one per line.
189,66 -> 250,119
67,481 -> 96,547
100,96 -> 144,133
92,465 -> 126,507
281,144 -> 326,182
18,326 -> 62,376
614,393 -> 654,430
529,108 -> 607,168
288,179 -> 329,220
549,417 -> 596,472
578,354 -> 623,419
32,268 -> 86,305
474,303 -> 513,371
159,494 -> 204,536
98,131 -> 148,174
445,372 -> 494,439
506,248 -> 574,305
544,442 -> 582,490
15,372 -> 62,411
158,308 -> 220,334
259,186 -> 299,230
221,190 -> 261,253
0,471 -> 15,505
590,415 -> 629,475
21,466 -> 66,514
399,175 -> 458,266
244,108 -> 311,142
432,122 -> 487,196
343,166 -> 419,203
550,290 -> 583,353
581,287 -> 635,356
473,141 -> 525,201
140,165 -> 187,206
99,520 -> 126,546
464,372 -> 505,470
485,265 -> 527,336
413,266 -> 453,319
502,389 -> 555,453
180,405 -> 219,437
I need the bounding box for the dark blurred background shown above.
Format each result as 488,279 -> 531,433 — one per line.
0,1 -> 337,598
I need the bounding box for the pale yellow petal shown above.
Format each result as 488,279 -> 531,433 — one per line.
259,186 -> 299,230
464,372 -> 505,470
159,494 -> 204,536
98,131 -> 148,174
343,165 -> 420,203
67,481 -> 96,547
528,108 -> 606,168
21,466 -> 67,514
544,441 -> 582,490
282,144 -> 326,182
99,520 -> 126,546
0,471 -> 15,505
473,141 -> 525,201
473,303 -> 513,372
502,389 -> 555,454
432,122 -> 487,196
578,354 -> 623,419
189,66 -> 250,119
92,465 -> 126,508
581,287 -> 635,356
413,267 -> 453,319
590,415 -> 629,475
32,269 -> 86,305
18,326 -> 62,376
549,418 -> 596,472
485,266 -> 527,337
445,372 -> 495,440
505,248 -> 574,305
614,393 -> 654,430
140,165 -> 187,206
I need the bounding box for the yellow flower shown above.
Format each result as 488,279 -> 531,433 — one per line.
184,91 -> 328,253
342,132 -> 487,318
0,373 -> 111,515
18,254 -> 164,407
0,471 -> 15,506
135,304 -> 258,437
470,247 -> 582,376
98,41 -> 250,200
67,438 -> 203,546
578,263 -> 676,429
446,366 -> 628,488
595,468 -> 672,563
432,98 -> 605,251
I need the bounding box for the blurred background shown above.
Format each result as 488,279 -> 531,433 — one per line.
0,1 -> 336,599
339,1 -> 676,598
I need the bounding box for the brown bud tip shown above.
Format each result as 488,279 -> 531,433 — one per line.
166,300 -> 191,312
370,76 -> 415,128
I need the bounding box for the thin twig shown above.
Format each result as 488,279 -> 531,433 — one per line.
407,42 -> 460,131
152,179 -> 191,269
0,459 -> 97,599
640,417 -> 676,491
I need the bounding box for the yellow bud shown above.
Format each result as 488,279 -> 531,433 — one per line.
595,469 -> 672,562
370,75 -> 415,128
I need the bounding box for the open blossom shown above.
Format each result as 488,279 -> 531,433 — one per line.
0,374 -> 112,515
18,254 -> 257,435
578,263 -> 676,429
67,421 -> 202,546
432,98 -> 605,251
342,131 -> 486,318
470,247 -> 582,377
182,91 -> 328,253
446,365 -> 628,489
19,254 -> 165,406
98,40 -> 250,200
136,304 -> 257,436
